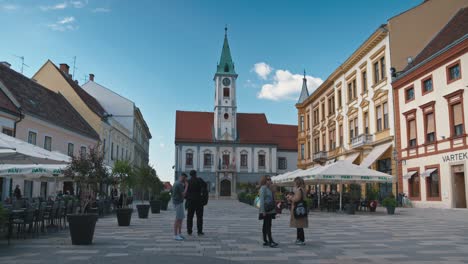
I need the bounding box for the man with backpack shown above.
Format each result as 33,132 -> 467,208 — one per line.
186,170 -> 208,236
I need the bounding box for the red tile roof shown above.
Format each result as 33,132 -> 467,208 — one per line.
405,7 -> 468,70
175,111 -> 297,151
51,62 -> 107,118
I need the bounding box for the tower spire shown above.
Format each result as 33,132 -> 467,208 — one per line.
297,69 -> 309,104
217,26 -> 236,75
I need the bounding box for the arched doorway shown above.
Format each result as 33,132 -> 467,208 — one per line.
220,179 -> 231,197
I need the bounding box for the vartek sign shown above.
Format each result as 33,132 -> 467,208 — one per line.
442,151 -> 468,163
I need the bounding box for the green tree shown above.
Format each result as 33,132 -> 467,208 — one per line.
112,160 -> 134,208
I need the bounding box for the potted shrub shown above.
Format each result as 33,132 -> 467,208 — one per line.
382,195 -> 397,215
64,146 -> 108,245
135,165 -> 161,218
149,168 -> 163,214
113,160 -> 135,226
345,184 -> 361,215
366,187 -> 378,212
159,191 -> 171,210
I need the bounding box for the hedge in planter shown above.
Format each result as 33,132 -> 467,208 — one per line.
64,145 -> 108,245
382,195 -> 397,215
135,165 -> 162,218
159,191 -> 171,210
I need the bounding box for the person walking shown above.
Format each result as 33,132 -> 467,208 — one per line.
172,173 -> 188,241
258,176 -> 278,248
186,170 -> 208,236
287,177 -> 309,245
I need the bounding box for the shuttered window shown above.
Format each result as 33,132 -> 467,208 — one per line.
408,119 -> 417,147
426,113 -> 435,143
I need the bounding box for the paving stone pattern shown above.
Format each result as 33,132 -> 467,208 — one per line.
1,200 -> 468,264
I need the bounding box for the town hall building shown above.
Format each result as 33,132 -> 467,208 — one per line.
174,29 -> 298,198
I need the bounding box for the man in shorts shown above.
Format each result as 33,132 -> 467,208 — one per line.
172,173 -> 188,241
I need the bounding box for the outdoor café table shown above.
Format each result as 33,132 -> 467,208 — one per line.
7,208 -> 26,243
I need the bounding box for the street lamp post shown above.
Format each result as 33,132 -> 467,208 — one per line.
392,149 -> 399,205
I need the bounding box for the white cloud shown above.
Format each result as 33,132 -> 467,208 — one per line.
70,0 -> 86,8
48,16 -> 77,31
252,62 -> 272,80
159,143 -> 165,148
40,2 -> 67,11
92,7 -> 111,13
257,69 -> 323,101
2,4 -> 19,11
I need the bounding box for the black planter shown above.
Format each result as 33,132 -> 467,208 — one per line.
150,200 -> 161,214
161,201 -> 169,211
67,214 -> 98,245
345,204 -> 355,215
116,208 -> 133,226
386,206 -> 396,215
137,204 -> 150,219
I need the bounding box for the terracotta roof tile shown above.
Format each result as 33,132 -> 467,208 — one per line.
405,7 -> 468,70
175,111 -> 297,150
0,64 -> 100,140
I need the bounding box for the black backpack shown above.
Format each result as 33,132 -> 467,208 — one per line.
199,178 -> 209,206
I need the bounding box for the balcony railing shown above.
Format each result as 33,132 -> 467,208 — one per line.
351,134 -> 373,148
313,151 -> 328,162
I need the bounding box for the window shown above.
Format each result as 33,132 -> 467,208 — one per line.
362,71 -> 367,93
258,154 -> 266,168
223,87 -> 230,98
373,61 -> 380,83
103,139 -> 106,155
307,141 -> 311,158
278,157 -> 287,170
322,132 -> 326,151
321,103 -> 325,120
314,137 -> 320,153
306,114 -> 310,130
405,87 -> 415,102
24,180 -> 33,198
40,182 -> 48,199
447,62 -> 461,82
383,102 -> 389,129
116,145 -> 120,160
28,131 -> 37,145
452,103 -> 464,137
300,144 -> 305,160
80,146 -> 87,158
2,128 -> 13,136
337,89 -> 342,108
426,168 -> 440,199
347,79 -> 357,102
408,119 -> 417,148
299,115 -> 304,132
329,128 -> 336,150
339,124 -> 343,146
185,152 -> 193,166
354,118 -> 358,138
422,77 -> 433,94
349,119 -> 354,141
364,112 -> 369,134
425,112 -> 435,143
67,143 -> 74,157
376,105 -> 382,132
328,96 -> 335,115
222,154 -> 230,167
408,171 -> 420,198
203,153 -> 212,167
111,142 -> 114,160
240,153 -> 248,167
44,136 -> 52,151
380,57 -> 386,79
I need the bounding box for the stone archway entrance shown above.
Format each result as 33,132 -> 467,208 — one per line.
220,179 -> 231,197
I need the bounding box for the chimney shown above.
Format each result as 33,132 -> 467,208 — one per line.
0,61 -> 11,68
89,73 -> 95,82
59,63 -> 70,74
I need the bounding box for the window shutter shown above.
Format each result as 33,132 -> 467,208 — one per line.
409,120 -> 416,139
453,103 -> 463,125
426,113 -> 435,133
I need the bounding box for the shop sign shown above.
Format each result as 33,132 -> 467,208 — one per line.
442,151 -> 468,163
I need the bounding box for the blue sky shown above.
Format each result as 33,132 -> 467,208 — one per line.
0,0 -> 421,182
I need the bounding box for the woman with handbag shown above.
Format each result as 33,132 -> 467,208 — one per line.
288,177 -> 309,245
258,175 -> 278,248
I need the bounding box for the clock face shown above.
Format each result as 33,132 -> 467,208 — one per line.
222,78 -> 231,86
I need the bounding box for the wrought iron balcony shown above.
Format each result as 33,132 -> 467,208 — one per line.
351,134 -> 373,148
313,151 -> 328,162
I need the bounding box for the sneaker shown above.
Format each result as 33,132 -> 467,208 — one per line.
269,241 -> 278,248
197,232 -> 205,236
174,235 -> 184,241
263,242 -> 270,246
295,240 -> 305,246
179,235 -> 186,240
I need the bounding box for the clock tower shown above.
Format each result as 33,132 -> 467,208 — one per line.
214,27 -> 238,141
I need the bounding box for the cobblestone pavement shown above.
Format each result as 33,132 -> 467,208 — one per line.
1,200 -> 468,264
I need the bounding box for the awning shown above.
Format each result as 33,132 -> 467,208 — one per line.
345,153 -> 360,163
360,142 -> 393,168
421,168 -> 437,178
403,171 -> 417,180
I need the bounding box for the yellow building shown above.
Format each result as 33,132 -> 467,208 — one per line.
296,26 -> 395,198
